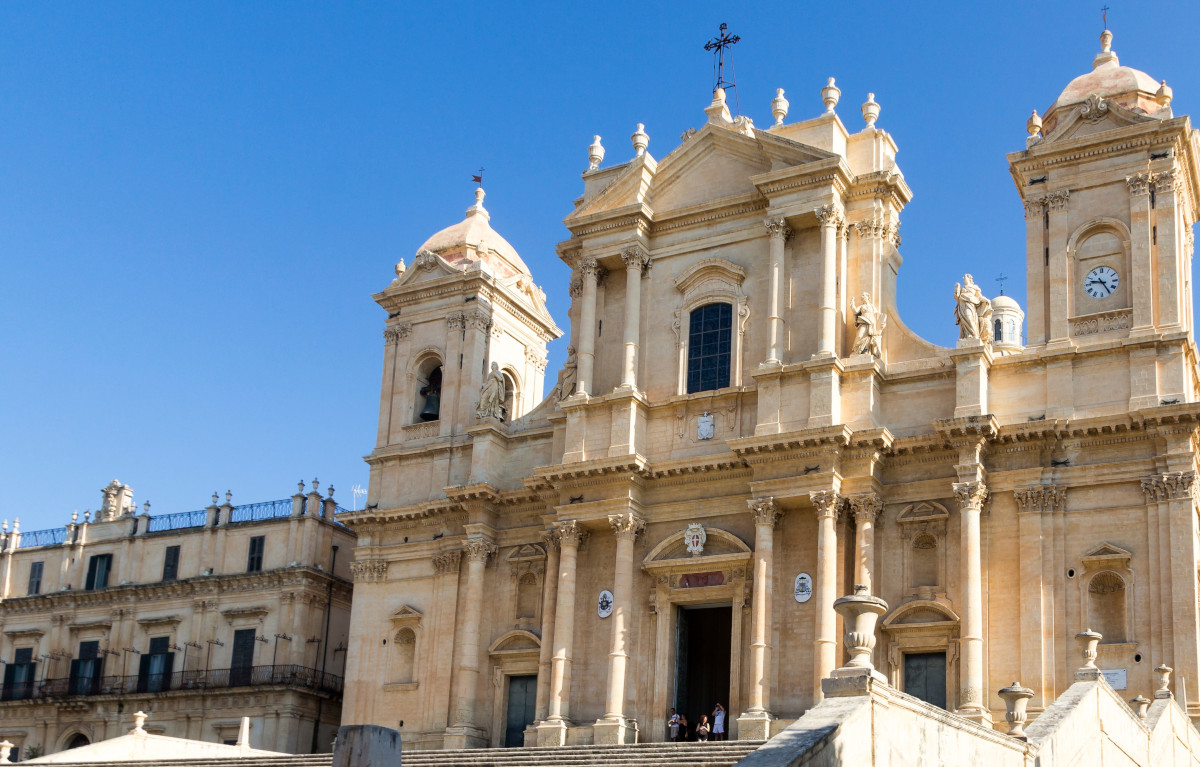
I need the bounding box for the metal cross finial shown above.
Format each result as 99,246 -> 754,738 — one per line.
997,273 -> 1009,295
471,167 -> 484,186
1101,5 -> 1109,29
704,23 -> 740,95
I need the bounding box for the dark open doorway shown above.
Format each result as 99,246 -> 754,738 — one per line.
674,605 -> 731,738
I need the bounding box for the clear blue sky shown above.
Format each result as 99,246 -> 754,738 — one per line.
3,1 -> 1198,530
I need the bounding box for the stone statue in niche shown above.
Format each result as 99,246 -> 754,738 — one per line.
850,292 -> 886,357
476,362 -> 507,420
954,274 -> 993,343
555,346 -> 578,401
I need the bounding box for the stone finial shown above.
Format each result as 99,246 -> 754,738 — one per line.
0,741 -> 12,761
84,510 -> 91,523
861,93 -> 880,129
71,511 -> 78,524
998,682 -> 1034,740
313,478 -> 320,493
831,585 -> 888,681
705,87 -> 733,125
1026,109 -> 1042,137
1094,29 -> 1118,68
394,259 -> 405,277
1130,695 -> 1151,719
212,492 -> 219,505
1155,664 -> 1173,699
771,88 -> 789,126
224,490 -> 232,504
327,485 -> 335,499
143,501 -> 150,514
587,135 -> 605,170
1100,29 -> 1112,54
631,124 -> 649,157
11,519 -> 17,533
133,710 -> 148,733
298,480 -> 306,494
1074,629 -> 1102,680
822,77 -> 841,113
1157,80 -> 1173,107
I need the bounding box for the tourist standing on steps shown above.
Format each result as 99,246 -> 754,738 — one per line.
668,708 -> 680,742
711,703 -> 726,741
677,713 -> 689,742
696,714 -> 711,742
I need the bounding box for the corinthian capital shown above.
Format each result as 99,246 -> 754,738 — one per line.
814,204 -> 845,228
809,490 -> 842,520
952,482 -> 988,509
748,497 -> 783,527
1014,485 -> 1066,513
620,245 -> 651,272
1127,172 -> 1152,196
349,559 -> 389,582
432,550 -> 461,575
764,218 -> 792,241
1142,471 -> 1197,503
463,538 -> 498,563
557,519 -> 590,548
540,528 -> 561,552
578,256 -> 606,281
1046,190 -> 1070,212
1023,197 -> 1046,220
608,512 -> 646,540
1152,169 -> 1180,195
846,493 -> 883,523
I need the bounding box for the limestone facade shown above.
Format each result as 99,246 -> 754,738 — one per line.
0,480 -> 354,759
342,30 -> 1200,749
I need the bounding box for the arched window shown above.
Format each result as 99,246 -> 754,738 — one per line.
415,358 -> 443,423
1088,571 -> 1127,643
67,733 -> 90,749
686,303 -> 732,394
516,572 -> 539,620
391,628 -> 416,684
911,535 -> 938,588
502,370 -> 519,422
993,318 -> 1004,343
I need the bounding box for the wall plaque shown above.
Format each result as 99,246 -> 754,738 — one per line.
794,573 -> 813,603
1101,668 -> 1127,690
678,571 -> 724,588
597,589 -> 614,618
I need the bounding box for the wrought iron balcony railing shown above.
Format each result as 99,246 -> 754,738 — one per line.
0,664 -> 342,702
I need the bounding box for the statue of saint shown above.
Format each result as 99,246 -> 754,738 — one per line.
556,346 -> 578,401
476,362 -> 507,420
954,274 -> 994,343
850,292 -> 886,357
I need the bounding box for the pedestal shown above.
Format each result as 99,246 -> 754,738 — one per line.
592,717 -> 638,745
535,718 -> 570,747
442,725 -> 487,750
735,711 -> 773,740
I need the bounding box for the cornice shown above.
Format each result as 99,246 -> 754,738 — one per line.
729,424 -> 853,461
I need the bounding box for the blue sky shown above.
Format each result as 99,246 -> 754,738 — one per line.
2,1 -> 1198,529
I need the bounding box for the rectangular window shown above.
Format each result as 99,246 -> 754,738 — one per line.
162,546 -> 181,582
246,536 -> 265,573
85,554 -> 113,590
231,628 -> 257,686
27,561 -> 43,596
4,648 -> 36,701
69,640 -> 103,695
137,636 -> 174,693
686,303 -> 732,394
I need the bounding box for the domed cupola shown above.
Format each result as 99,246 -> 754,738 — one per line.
1041,29 -> 1169,135
416,187 -> 532,279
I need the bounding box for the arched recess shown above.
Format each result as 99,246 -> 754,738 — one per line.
507,543 -> 545,631
500,366 -> 521,421
60,729 -> 92,751
488,630 -> 542,748
384,605 -> 423,691
896,501 -> 949,599
410,349 -> 444,424
881,600 -> 960,710
1065,217 -> 1133,328
1078,542 -> 1136,650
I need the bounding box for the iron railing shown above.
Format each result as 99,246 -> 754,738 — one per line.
16,527 -> 66,549
229,499 -> 294,524
0,664 -> 342,702
146,509 -> 208,533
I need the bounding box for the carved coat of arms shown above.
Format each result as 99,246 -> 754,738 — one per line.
684,523 -> 707,556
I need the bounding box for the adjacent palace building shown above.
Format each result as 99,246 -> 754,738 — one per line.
0,479 -> 353,758
340,28 -> 1200,752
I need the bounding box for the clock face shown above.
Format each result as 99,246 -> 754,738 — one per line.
1083,266 -> 1119,298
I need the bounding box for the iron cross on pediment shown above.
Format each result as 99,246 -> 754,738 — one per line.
704,23 -> 740,93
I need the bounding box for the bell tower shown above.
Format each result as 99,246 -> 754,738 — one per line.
369,188 -> 561,509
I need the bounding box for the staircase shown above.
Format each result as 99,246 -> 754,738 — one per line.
36,740 -> 766,767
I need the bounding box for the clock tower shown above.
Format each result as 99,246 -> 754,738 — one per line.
1009,29 -> 1199,407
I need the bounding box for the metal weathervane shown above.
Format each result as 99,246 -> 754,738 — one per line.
472,167 -> 484,186
704,22 -> 741,112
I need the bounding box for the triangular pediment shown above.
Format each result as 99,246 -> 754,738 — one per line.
896,501 -> 950,523
1040,96 -> 1161,145
389,605 -> 423,626
507,542 -> 546,562
390,249 -> 463,288
1081,542 -> 1132,562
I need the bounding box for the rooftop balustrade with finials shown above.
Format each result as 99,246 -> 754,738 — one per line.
0,664 -> 344,702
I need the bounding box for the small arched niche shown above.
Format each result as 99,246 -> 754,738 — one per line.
1088,571 -> 1128,644
501,368 -> 520,421
391,627 -> 417,684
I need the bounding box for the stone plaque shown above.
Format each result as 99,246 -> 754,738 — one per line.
678,571 -> 724,588
597,589 -> 614,618
1101,668 -> 1127,690
697,413 -> 715,440
794,573 -> 813,603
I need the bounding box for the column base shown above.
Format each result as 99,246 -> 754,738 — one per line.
822,666 -> 889,698
536,718 -> 571,747
593,717 -> 638,745
954,706 -> 993,726
523,724 -> 539,747
735,711 -> 773,740
442,725 -> 488,750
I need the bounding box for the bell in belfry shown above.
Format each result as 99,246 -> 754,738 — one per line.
419,367 -> 442,421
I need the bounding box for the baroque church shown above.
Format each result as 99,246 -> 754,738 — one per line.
339,28 -> 1200,757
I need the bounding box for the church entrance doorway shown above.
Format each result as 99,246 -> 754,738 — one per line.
903,651 -> 947,709
503,674 -> 537,747
674,605 -> 731,738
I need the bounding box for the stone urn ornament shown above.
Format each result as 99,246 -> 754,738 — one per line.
1074,629 -> 1103,680
1130,695 -> 1151,719
998,681 -> 1034,740
1155,664 -> 1173,698
831,585 -> 888,682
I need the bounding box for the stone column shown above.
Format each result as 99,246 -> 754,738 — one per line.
425,551 -> 461,733
576,257 -> 604,396
764,219 -> 791,364
847,494 -> 882,594
1045,190 -> 1071,343
738,497 -> 783,740
953,481 -> 989,721
619,246 -> 650,390
445,537 -> 496,749
1127,173 -> 1154,332
811,490 -> 841,700
814,204 -> 843,357
533,529 -> 561,724
538,521 -> 589,746
595,512 -> 645,744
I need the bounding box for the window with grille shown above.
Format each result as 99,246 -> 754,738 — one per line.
27,562 -> 43,596
686,303 -> 732,394
247,536 -> 265,573
69,641 -> 103,695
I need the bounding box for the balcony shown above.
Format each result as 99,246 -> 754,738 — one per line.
0,664 -> 343,702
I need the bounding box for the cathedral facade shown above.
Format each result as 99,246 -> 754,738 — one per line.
341,30 -> 1200,750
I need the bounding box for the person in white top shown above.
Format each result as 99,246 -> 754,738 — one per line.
711,703 -> 726,741
668,707 -> 680,742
